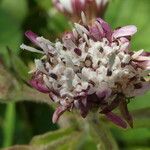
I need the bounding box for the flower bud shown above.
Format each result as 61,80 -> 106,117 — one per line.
53,0 -> 109,22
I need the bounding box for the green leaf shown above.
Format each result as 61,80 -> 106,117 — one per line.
30,127 -> 75,145
76,134 -> 97,150
1,0 -> 28,23
30,125 -> 89,150
47,13 -> 70,38
128,92 -> 150,110
0,0 -> 27,66
132,108 -> 150,128
35,0 -> 53,11
0,65 -> 12,100
111,127 -> 150,147
2,145 -> 34,150
30,131 -> 81,150
7,48 -> 29,81
0,9 -> 22,67
0,8 -> 22,53
123,147 -> 150,150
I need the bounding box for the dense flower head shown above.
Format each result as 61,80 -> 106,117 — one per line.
53,0 -> 108,22
20,16 -> 150,128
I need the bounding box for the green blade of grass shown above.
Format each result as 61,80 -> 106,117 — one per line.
2,103 -> 16,148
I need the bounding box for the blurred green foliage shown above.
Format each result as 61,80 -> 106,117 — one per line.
0,0 -> 150,149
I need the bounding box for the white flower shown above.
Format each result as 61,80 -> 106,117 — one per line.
21,16 -> 150,128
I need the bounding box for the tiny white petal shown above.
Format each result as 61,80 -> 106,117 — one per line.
60,0 -> 73,13
20,44 -> 44,54
35,59 -> 47,74
74,23 -> 89,35
132,49 -> 144,59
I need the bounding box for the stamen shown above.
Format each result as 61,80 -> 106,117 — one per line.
99,47 -> 104,53
74,48 -> 82,56
85,59 -> 92,67
107,69 -> 112,76
50,73 -> 58,80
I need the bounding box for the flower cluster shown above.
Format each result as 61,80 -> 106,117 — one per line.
53,0 -> 108,22
21,16 -> 150,128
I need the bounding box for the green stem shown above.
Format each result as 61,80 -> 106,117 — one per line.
86,112 -> 119,150
2,103 -> 16,147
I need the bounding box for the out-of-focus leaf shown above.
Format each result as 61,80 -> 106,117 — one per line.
111,127 -> 150,147
47,12 -> 70,39
0,0 -> 27,66
132,107 -> 150,118
2,103 -> 16,147
59,133 -> 82,150
7,48 -> 29,81
1,0 -> 27,23
128,92 -> 150,110
30,125 -> 96,150
132,108 -> 150,128
1,125 -> 116,150
76,133 -> 97,150
0,61 -> 30,103
2,145 -> 35,150
35,0 -> 52,11
105,0 -> 150,50
43,132 -> 81,150
0,63 -> 51,104
123,147 -> 150,150
0,9 -> 22,57
30,127 -> 75,145
0,65 -> 11,100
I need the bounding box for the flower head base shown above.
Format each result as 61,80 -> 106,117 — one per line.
53,0 -> 109,22
21,16 -> 150,128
